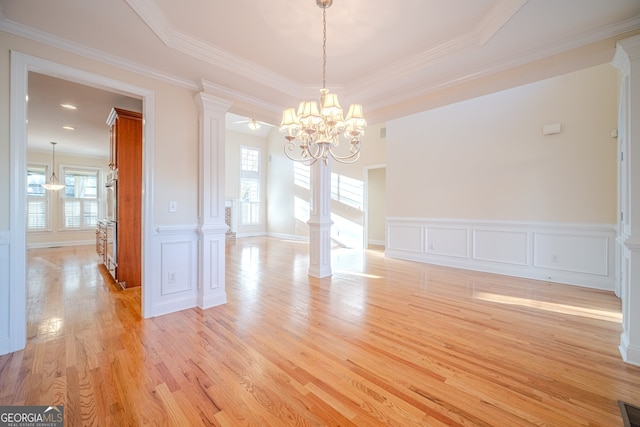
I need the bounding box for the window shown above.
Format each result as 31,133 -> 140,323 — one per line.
26,165 -> 48,230
331,172 -> 363,210
294,162 -> 310,190
240,147 -> 261,225
62,167 -> 99,229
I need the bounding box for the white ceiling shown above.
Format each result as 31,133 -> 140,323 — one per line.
27,72 -> 269,157
3,0 -> 640,156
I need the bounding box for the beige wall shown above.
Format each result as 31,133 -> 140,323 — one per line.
367,167 -> 386,244
386,63 -> 618,223
1,31 -> 201,230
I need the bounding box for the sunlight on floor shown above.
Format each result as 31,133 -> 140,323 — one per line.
474,291 -> 622,322
333,269 -> 383,279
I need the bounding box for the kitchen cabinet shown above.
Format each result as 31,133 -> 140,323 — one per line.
96,220 -> 107,264
106,107 -> 142,288
96,219 -> 117,280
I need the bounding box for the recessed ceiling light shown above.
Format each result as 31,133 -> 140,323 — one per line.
62,125 -> 75,131
61,103 -> 77,110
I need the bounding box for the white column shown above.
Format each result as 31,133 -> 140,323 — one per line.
613,35 -> 640,366
194,92 -> 232,309
308,158 -> 333,278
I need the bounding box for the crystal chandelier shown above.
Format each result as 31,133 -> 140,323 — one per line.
41,141 -> 65,191
280,0 -> 367,165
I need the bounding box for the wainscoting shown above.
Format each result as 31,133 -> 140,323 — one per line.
151,225 -> 200,316
386,218 -> 616,290
0,230 -> 10,354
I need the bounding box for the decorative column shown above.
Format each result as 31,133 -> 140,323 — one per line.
194,91 -> 232,309
308,158 -> 333,278
613,35 -> 640,366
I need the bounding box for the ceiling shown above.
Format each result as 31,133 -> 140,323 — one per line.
27,72 -> 270,157
3,0 -> 640,156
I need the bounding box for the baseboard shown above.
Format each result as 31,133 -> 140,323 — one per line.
151,295 -> 199,318
27,239 -> 94,249
265,232 -> 308,242
620,332 -> 640,367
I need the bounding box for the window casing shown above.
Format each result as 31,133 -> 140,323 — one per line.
26,165 -> 49,231
240,147 -> 261,226
61,166 -> 100,230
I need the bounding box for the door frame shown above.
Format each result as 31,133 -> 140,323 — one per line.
362,164 -> 386,249
8,51 -> 155,353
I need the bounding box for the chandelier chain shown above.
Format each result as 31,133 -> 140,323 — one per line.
322,6 -> 327,90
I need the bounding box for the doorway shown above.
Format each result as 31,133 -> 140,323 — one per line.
364,165 -> 386,249
8,51 -> 154,353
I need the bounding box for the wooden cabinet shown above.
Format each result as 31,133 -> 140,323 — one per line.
107,107 -> 142,288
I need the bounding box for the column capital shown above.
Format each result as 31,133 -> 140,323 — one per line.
194,92 -> 233,115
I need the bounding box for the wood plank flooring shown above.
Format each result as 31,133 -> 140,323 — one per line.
1,237 -> 639,425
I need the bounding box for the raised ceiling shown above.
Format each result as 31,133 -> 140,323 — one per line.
3,0 -> 640,153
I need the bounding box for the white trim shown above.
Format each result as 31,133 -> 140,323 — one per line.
27,240 -> 95,249
386,218 -> 616,290
155,224 -> 199,235
0,17 -> 197,91
267,232 -> 308,242
620,331 -> 640,367
6,51 -> 155,355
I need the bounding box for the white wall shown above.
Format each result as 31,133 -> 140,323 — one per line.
385,64 -> 619,290
387,63 -> 618,222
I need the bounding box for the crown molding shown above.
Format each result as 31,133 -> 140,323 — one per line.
616,34 -> 640,63
200,80 -> 282,114
352,14 -> 640,110
0,16 -> 199,91
346,0 -> 525,96
475,0 -> 528,46
125,0 -> 299,96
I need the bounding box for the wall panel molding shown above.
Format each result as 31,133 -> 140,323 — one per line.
0,238 -> 10,354
386,218 -> 616,290
150,229 -> 199,317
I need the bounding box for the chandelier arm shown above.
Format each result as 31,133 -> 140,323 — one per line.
284,148 -> 317,166
284,140 -> 318,165
306,141 -> 327,161
326,145 -> 361,164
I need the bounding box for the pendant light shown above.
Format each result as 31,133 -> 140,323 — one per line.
41,141 -> 65,191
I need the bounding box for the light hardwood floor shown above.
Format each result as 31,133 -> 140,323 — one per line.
1,237 -> 639,426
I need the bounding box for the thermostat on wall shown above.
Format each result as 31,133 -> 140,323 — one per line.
542,123 -> 562,135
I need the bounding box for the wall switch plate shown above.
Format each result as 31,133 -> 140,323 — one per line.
169,200 -> 177,212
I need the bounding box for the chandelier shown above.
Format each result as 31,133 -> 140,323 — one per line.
41,141 -> 65,191
280,0 -> 367,165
